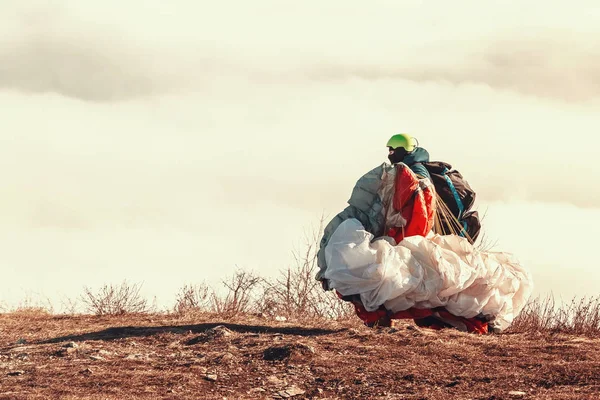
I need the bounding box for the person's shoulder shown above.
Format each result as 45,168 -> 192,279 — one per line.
415,146 -> 430,157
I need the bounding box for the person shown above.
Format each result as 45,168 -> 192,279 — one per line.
316,133 -> 435,289
386,133 -> 431,180
316,134 -> 490,333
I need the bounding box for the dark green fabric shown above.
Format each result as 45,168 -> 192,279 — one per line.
401,147 -> 431,180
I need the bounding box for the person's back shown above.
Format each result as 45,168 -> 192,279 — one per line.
389,134 -> 481,244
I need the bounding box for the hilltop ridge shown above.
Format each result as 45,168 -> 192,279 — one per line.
1,312 -> 598,399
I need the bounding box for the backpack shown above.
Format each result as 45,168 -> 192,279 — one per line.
421,161 -> 481,244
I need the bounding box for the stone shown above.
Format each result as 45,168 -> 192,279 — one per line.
209,325 -> 233,337
508,391 -> 527,397
267,375 -> 286,385
275,386 -> 305,398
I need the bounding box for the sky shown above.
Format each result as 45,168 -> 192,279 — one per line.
1,1 -> 599,311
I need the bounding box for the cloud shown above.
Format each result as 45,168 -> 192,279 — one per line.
0,2 -> 235,102
0,2 -> 163,102
0,34 -> 159,102
1,0 -> 599,308
302,35 -> 600,102
3,2 -> 600,103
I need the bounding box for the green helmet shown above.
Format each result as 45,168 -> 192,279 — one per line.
386,133 -> 416,152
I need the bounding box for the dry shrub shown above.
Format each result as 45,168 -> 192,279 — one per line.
509,295 -> 600,336
258,255 -> 354,320
174,220 -> 354,321
81,281 -> 154,315
175,271 -> 262,316
59,296 -> 80,315
212,270 -> 262,315
474,208 -> 498,252
257,223 -> 354,321
173,283 -> 211,313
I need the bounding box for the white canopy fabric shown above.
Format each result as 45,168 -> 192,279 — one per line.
323,219 -> 533,331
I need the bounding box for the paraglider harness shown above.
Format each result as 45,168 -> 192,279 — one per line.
422,161 -> 481,244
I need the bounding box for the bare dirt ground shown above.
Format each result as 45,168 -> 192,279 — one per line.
0,312 -> 598,399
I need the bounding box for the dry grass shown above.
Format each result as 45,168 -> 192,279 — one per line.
1,222 -> 596,337
3,254 -> 598,338
172,223 -> 354,322
173,283 -> 211,314
3,296 -> 55,317
6,286 -> 599,338
257,228 -> 354,321
4,262 -> 599,339
77,277 -> 600,337
80,281 -> 155,316
509,295 -> 600,337
173,270 -> 263,317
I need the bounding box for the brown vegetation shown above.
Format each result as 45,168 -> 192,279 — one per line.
508,295 -> 600,336
80,281 -> 155,316
1,312 -> 599,399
